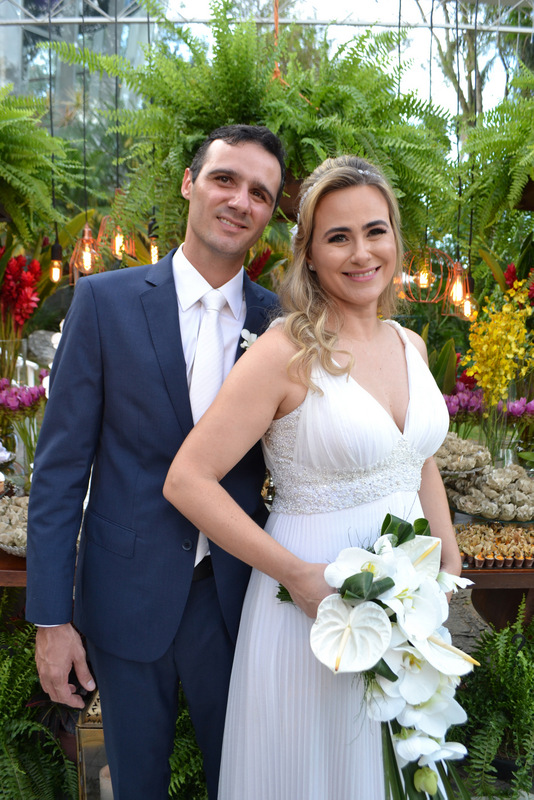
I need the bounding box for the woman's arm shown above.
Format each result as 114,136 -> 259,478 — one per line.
163,327 -> 333,617
418,456 -> 462,577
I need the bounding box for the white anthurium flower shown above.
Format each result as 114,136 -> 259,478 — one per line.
324,546 -> 395,589
365,678 -> 407,722
411,628 -> 478,677
381,643 -> 441,705
310,595 -> 392,674
397,536 -> 442,581
437,571 -> 474,594
397,679 -> 467,738
240,329 -> 258,350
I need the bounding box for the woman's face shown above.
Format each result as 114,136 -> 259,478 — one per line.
308,184 -> 397,315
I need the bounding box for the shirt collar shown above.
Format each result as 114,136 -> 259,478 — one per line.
172,245 -> 245,319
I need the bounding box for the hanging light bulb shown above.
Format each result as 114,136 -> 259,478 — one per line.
443,261 -> 475,319
403,246 -> 454,304
148,216 -> 159,264
70,222 -> 98,283
50,238 -> 63,283
448,262 -> 465,306
112,229 -> 125,258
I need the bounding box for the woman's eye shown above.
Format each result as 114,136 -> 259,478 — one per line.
369,227 -> 387,236
327,234 -> 347,243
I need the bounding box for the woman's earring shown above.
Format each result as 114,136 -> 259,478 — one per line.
308,263 -> 315,271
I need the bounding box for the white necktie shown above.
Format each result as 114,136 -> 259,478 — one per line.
189,289 -> 227,424
189,289 -> 227,566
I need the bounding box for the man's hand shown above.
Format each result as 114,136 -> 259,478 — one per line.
35,623 -> 96,709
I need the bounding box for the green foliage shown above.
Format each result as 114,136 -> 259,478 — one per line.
0,86 -> 81,244
0,593 -> 78,799
168,687 -> 207,799
454,598 -> 534,798
427,338 -> 457,394
48,0 -> 453,253
462,63 -> 534,251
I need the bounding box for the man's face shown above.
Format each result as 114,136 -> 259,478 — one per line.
181,139 -> 282,273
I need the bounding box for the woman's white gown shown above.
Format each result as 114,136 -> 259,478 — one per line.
218,321 -> 450,800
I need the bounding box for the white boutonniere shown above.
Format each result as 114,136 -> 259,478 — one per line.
240,329 -> 258,350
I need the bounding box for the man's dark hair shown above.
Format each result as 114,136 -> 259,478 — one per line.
189,124 -> 286,208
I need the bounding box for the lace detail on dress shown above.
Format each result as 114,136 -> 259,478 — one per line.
263,407 -> 425,515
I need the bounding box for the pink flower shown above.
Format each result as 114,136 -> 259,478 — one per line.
507,398 -> 527,417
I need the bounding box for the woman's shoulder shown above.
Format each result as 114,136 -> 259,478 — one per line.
385,319 -> 428,362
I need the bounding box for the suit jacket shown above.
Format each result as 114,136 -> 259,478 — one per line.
26,250 -> 279,662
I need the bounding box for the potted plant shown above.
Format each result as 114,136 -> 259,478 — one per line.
453,597 -> 534,799
49,0 -> 453,253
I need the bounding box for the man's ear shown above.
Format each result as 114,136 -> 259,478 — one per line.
181,167 -> 193,200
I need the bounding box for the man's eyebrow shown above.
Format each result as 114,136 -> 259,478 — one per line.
206,168 -> 275,206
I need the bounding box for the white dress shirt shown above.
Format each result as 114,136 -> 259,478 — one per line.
172,245 -> 247,565
172,245 -> 247,389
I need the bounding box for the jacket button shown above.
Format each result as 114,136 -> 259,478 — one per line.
182,539 -> 193,551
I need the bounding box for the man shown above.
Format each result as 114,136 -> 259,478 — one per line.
26,124 -> 285,800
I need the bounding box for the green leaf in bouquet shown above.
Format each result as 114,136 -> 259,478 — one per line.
413,518 -> 431,537
381,514 -> 416,545
373,658 -> 398,682
340,570 -> 373,600
366,576 -> 396,601
436,760 -> 471,800
276,584 -> 293,603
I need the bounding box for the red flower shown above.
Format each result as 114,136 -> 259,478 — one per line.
247,248 -> 272,282
0,253 -> 41,332
504,263 -> 517,288
458,369 -> 477,390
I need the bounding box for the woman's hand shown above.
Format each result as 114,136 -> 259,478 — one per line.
283,562 -> 335,618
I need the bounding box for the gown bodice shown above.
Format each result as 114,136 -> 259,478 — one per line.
262,320 -> 449,515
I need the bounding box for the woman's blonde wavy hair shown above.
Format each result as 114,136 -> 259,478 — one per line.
279,155 -> 404,389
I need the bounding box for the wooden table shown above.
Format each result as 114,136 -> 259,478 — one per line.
0,549 -> 26,586
461,567 -> 534,629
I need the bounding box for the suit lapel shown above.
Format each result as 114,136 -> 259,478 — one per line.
234,275 -> 276,362
140,251 -> 194,437
141,258 -> 276,435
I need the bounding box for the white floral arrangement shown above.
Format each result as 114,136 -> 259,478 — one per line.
240,329 -> 258,350
279,514 -> 477,800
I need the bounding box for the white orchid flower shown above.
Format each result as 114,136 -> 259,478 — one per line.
394,728 -> 467,768
324,546 -> 396,589
384,573 -> 448,642
365,677 -> 407,722
437,571 -> 474,594
418,739 -> 468,766
240,329 -> 258,350
381,643 -> 441,705
393,729 -> 445,767
310,595 -> 392,674
397,678 -> 467,738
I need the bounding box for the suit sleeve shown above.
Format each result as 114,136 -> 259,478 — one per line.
25,278 -> 105,625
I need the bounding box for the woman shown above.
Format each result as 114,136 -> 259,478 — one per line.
163,155 -> 461,798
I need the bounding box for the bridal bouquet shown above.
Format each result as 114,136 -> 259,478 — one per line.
280,514 -> 476,800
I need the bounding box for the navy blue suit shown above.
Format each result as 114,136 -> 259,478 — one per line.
26,250 -> 279,798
